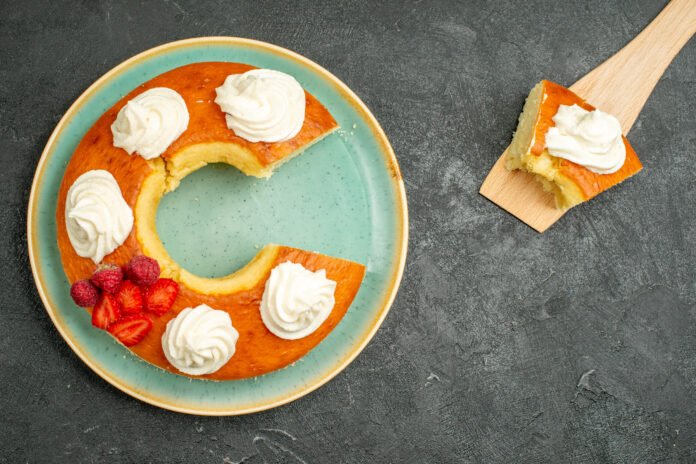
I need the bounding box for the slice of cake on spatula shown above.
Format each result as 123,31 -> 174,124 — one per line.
479,0 -> 695,232
505,80 -> 642,210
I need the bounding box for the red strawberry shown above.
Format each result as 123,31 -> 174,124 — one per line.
70,279 -> 99,307
126,255 -> 160,286
108,315 -> 152,346
145,278 -> 179,316
116,281 -> 143,315
91,264 -> 123,294
92,293 -> 122,329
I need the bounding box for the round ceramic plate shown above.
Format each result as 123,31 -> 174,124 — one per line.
27,38 -> 407,415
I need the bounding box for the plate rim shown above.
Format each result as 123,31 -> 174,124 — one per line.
27,36 -> 408,415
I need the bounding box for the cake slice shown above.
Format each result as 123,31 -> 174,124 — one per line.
506,80 -> 642,210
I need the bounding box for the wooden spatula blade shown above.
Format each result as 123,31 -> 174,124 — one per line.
479,150 -> 564,233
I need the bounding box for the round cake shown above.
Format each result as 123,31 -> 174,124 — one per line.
56,62 -> 366,380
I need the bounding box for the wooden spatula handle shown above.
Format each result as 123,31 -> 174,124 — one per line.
570,0 -> 696,133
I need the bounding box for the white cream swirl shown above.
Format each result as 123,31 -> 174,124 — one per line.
214,69 -> 305,143
260,262 -> 337,340
162,304 -> 239,376
111,87 -> 189,159
65,170 -> 133,264
545,104 -> 626,174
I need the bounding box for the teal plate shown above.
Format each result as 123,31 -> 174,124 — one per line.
27,38 -> 407,415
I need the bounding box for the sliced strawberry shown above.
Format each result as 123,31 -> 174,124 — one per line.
92,293 -> 122,329
108,315 -> 152,347
145,278 -> 179,316
116,281 -> 143,315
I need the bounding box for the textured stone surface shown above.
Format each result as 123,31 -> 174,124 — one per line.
2,0 -> 695,462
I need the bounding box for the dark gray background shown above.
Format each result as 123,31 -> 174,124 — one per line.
2,0 -> 695,462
